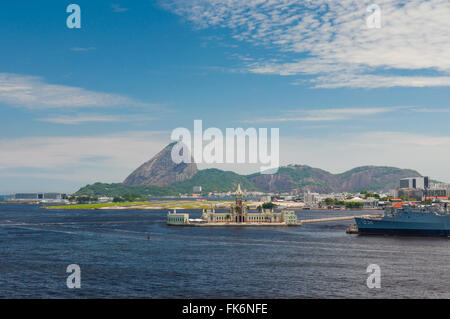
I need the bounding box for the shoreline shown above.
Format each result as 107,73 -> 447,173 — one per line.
40,202 -> 382,211
168,222 -> 299,227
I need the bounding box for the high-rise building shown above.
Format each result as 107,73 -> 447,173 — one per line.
399,177 -> 429,190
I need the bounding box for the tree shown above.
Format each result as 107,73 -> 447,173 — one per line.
345,202 -> 364,209
262,202 -> 275,209
76,196 -> 97,204
113,196 -> 125,203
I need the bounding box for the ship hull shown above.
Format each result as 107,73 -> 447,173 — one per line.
355,213 -> 450,237
356,226 -> 450,237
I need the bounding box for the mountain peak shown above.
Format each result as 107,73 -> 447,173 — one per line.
123,143 -> 198,187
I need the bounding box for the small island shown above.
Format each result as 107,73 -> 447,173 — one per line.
167,184 -> 299,227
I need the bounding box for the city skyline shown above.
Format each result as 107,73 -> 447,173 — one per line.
1,0 -> 450,193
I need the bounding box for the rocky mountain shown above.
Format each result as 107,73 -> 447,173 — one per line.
80,144 -> 424,196
248,165 -> 421,193
80,164 -> 421,196
334,166 -> 421,193
123,143 -> 198,187
248,165 -> 338,193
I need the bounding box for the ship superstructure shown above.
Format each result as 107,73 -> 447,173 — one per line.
355,202 -> 450,236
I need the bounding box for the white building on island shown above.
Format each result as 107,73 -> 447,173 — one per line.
168,184 -> 298,226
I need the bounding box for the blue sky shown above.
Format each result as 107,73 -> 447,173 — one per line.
1,0 -> 450,193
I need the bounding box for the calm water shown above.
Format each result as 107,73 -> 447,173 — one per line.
1,204 -> 450,298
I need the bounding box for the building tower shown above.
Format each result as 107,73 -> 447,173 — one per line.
236,183 -> 243,206
235,184 -> 246,223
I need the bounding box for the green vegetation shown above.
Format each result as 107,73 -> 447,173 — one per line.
345,202 -> 364,209
262,202 -> 275,209
44,200 -> 237,210
76,169 -> 260,197
46,202 -> 153,210
337,166 -> 418,179
113,193 -> 148,202
249,165 -> 334,193
168,169 -> 259,193
76,182 -> 179,197
75,195 -> 98,203
323,198 -> 345,206
360,190 -> 380,199
337,166 -> 421,192
75,165 -> 424,198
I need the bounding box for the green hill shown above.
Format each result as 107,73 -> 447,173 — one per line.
75,169 -> 260,196
75,182 -> 177,197
168,168 -> 260,193
75,165 -> 422,196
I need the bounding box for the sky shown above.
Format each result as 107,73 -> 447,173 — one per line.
1,0 -> 450,193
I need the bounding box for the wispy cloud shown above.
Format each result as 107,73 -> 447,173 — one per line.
0,73 -> 149,109
111,4 -> 128,13
0,131 -> 169,184
0,130 -> 449,190
412,107 -> 450,113
163,0 -> 450,88
310,74 -> 450,89
245,107 -> 399,123
37,114 -> 154,125
70,47 -> 96,52
280,131 -> 450,182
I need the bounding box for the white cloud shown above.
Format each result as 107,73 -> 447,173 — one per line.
279,131 -> 450,182
1,129 -> 449,189
111,4 -> 129,13
0,131 -> 170,192
173,130 -> 450,182
163,0 -> 450,88
70,47 -> 96,52
0,73 -> 148,109
245,106 -> 398,123
38,115 -> 123,125
37,114 -> 154,125
412,107 -> 450,113
311,74 -> 450,89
